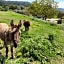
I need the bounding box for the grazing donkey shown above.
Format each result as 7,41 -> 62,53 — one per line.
23,20 -> 30,31
0,20 -> 22,59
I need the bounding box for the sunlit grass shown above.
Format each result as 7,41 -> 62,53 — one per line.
0,11 -> 64,64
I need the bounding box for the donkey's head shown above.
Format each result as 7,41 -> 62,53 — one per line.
10,20 -> 22,48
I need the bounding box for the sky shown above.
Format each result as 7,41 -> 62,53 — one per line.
5,0 -> 64,8
55,0 -> 64,8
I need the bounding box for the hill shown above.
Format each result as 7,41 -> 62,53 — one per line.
0,1 -> 30,6
58,8 -> 64,12
0,11 -> 64,64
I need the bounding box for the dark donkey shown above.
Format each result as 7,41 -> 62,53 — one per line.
0,20 -> 22,59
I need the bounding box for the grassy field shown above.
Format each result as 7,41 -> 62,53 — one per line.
0,11 -> 64,64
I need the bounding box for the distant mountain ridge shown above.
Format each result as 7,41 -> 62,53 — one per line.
0,1 -> 30,6
58,8 -> 64,12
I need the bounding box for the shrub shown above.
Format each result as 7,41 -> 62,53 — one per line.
16,34 -> 57,64
0,6 -> 3,11
48,34 -> 54,43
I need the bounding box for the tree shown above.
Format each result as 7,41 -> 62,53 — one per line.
2,4 -> 9,11
27,2 -> 42,16
58,11 -> 64,18
27,0 -> 58,18
4,6 -> 9,11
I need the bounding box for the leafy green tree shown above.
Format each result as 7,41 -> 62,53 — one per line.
9,5 -> 21,10
27,2 -> 41,16
27,0 -> 58,18
0,6 -> 3,11
2,4 -> 9,11
57,11 -> 64,18
4,6 -> 9,11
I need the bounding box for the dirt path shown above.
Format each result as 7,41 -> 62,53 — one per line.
50,57 -> 64,64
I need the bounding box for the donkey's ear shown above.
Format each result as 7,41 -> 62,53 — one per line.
18,20 -> 22,27
10,20 -> 14,26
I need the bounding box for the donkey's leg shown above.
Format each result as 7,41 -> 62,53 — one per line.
10,46 -> 13,59
5,46 -> 8,57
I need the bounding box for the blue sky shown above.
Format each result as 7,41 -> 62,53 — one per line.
5,0 -> 64,8
55,0 -> 64,8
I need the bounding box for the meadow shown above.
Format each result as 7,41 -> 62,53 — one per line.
0,11 -> 64,64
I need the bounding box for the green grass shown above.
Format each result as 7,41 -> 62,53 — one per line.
0,11 -> 64,64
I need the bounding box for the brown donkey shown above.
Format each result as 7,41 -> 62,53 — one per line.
23,20 -> 30,31
0,20 -> 22,59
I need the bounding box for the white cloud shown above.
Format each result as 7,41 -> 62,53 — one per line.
58,2 -> 64,8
